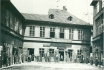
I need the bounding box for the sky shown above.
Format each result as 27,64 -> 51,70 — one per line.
11,0 -> 93,24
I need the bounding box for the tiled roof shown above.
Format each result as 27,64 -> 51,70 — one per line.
22,9 -> 90,25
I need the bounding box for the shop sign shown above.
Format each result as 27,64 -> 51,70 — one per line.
43,43 -> 50,47
57,47 -> 66,49
51,43 -> 71,47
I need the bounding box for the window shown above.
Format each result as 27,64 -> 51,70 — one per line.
102,0 -> 104,8
1,7 -> 5,24
95,18 -> 102,35
96,2 -> 99,13
78,30 -> 84,40
14,19 -> 19,32
49,49 -> 54,56
5,10 -> 10,27
29,26 -> 35,36
68,50 -> 72,58
19,21 -> 22,35
68,16 -> 73,21
28,48 -> 34,55
77,50 -> 82,58
10,12 -> 14,29
49,14 -> 54,19
60,28 -> 64,38
69,29 -> 73,39
50,27 -> 55,38
39,48 -> 44,57
40,26 -> 45,37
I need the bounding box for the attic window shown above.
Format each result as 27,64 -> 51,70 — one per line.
68,16 -> 73,21
49,14 -> 54,19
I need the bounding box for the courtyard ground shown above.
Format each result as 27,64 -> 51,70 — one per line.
0,62 -> 103,70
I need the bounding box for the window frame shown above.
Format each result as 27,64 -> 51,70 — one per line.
69,29 -> 74,39
60,28 -> 64,38
49,49 -> 54,56
78,29 -> 84,40
29,26 -> 35,36
50,27 -> 55,38
39,48 -> 44,57
40,26 -> 45,37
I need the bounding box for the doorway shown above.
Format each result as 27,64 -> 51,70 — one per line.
68,50 -> 73,61
28,48 -> 34,55
59,51 -> 64,61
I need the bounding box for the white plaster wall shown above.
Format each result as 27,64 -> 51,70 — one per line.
45,26 -> 50,38
55,27 -> 60,38
73,29 -> 78,40
64,28 -> 69,39
24,27 -> 29,36
35,26 -> 40,37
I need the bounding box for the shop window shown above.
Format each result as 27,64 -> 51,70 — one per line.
60,28 -> 64,38
28,48 -> 34,55
68,50 -> 72,58
50,27 -> 55,38
29,26 -> 35,36
69,29 -> 73,39
40,26 -> 45,37
49,49 -> 54,56
77,50 -> 82,56
39,48 -> 44,57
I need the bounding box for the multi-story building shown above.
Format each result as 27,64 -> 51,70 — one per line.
0,0 -> 25,67
90,0 -> 104,63
22,8 -> 92,62
0,0 -> 93,67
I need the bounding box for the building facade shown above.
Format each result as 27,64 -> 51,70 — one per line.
0,0 -> 25,67
22,8 -> 92,62
90,0 -> 104,63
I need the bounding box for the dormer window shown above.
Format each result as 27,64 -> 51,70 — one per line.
68,16 -> 73,21
49,14 -> 54,19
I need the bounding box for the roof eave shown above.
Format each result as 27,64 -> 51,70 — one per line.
25,19 -> 91,26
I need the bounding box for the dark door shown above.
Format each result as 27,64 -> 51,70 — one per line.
59,51 -> 64,61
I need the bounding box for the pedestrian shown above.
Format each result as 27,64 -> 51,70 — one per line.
90,57 -> 93,65
95,57 -> 98,66
56,54 -> 58,62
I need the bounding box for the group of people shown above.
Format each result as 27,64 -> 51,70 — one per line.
25,53 -> 59,62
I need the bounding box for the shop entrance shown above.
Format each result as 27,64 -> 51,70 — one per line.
28,48 -> 34,55
59,51 -> 64,61
68,50 -> 73,61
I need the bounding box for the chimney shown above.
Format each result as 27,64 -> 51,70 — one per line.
63,6 -> 67,11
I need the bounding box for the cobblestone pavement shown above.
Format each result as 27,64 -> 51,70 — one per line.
0,62 -> 103,70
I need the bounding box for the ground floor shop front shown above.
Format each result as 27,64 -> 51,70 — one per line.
23,42 -> 90,63
0,32 -> 23,67
92,35 -> 103,65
